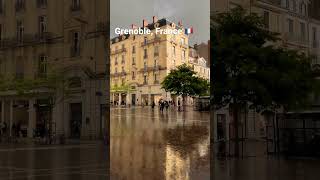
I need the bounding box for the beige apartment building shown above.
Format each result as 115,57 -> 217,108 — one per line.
211,0 -> 320,144
110,17 -> 190,106
0,0 -> 109,139
189,45 -> 210,81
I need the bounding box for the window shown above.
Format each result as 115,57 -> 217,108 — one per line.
144,49 -> 148,59
37,0 -> 47,8
154,46 -> 159,56
144,75 -> 148,84
300,22 -> 305,40
15,57 -> 24,79
300,2 -> 306,15
38,55 -> 47,77
15,0 -> 25,12
132,46 -> 136,54
180,38 -> 185,45
144,37 -> 147,45
182,50 -> 186,61
154,59 -> 158,68
132,71 -> 135,80
39,16 -> 47,36
71,0 -> 80,11
154,74 -> 158,83
121,78 -> 125,85
288,19 -> 293,34
173,46 -> 176,57
0,24 -> 2,41
71,31 -> 80,56
0,0 -> 4,14
132,57 -> 135,65
121,55 -> 125,64
263,11 -> 269,29
115,57 -> 118,65
17,20 -> 24,43
121,44 -> 125,50
313,27 -> 318,48
115,67 -> 118,73
121,66 -> 124,73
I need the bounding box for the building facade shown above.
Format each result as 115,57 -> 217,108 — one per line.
189,45 -> 210,80
211,0 -> 320,146
0,0 -> 109,139
110,17 -> 190,106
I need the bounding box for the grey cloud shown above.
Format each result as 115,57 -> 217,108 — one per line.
111,0 -> 210,45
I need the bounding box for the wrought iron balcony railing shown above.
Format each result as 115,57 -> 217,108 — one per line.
111,48 -> 127,55
0,32 -> 57,49
141,37 -> 161,47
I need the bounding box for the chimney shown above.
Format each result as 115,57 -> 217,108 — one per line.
153,16 -> 158,23
178,20 -> 183,27
143,19 -> 148,27
131,24 -> 137,29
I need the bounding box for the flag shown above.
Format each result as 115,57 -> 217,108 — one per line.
185,27 -> 193,35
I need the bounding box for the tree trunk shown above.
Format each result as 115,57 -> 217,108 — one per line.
232,104 -> 240,157
182,95 -> 187,111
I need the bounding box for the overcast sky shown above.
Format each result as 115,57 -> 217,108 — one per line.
110,0 -> 210,45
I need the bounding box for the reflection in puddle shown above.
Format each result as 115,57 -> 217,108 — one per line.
110,108 -> 210,180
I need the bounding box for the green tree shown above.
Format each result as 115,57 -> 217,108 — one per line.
211,7 -> 317,157
161,64 -> 209,110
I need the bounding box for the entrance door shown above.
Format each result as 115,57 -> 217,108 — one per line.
70,103 -> 82,139
132,94 -> 136,105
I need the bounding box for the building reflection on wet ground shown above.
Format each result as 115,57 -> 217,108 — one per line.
110,107 -> 210,180
0,143 -> 108,180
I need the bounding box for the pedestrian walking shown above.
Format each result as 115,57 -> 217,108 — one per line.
151,101 -> 155,109
165,101 -> 169,111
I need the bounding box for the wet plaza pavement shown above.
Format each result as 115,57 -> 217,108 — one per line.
0,143 -> 108,180
213,156 -> 320,180
110,107 -> 210,180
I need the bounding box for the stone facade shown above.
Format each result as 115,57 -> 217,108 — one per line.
0,0 -> 109,139
110,17 -> 190,106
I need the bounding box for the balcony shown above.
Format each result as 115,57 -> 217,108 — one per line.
111,72 -> 120,77
0,32 -> 57,49
139,65 -> 166,73
121,71 -> 127,76
141,37 -> 161,47
111,48 -> 127,55
283,32 -> 309,47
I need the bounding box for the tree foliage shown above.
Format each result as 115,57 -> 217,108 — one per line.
161,64 -> 209,97
211,7 -> 317,112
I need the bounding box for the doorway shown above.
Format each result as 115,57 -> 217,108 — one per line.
70,103 -> 82,139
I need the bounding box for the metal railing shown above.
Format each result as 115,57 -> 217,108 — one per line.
111,48 -> 127,55
0,32 -> 57,49
141,37 -> 161,46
